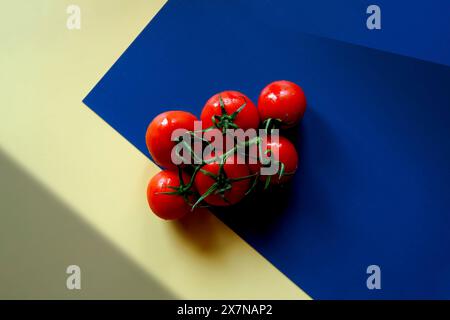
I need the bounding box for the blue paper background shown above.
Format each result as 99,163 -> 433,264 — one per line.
84,0 -> 450,299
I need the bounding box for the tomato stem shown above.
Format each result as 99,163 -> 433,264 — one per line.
263,118 -> 283,132
210,95 -> 247,133
179,120 -> 297,209
245,174 -> 260,195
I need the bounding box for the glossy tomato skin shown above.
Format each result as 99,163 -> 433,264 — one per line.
258,80 -> 307,129
147,170 -> 194,220
249,135 -> 298,185
194,156 -> 250,206
146,111 -> 198,169
201,91 -> 260,130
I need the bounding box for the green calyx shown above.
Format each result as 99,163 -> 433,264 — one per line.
211,95 -> 247,134
157,166 -> 200,206
191,159 -> 257,210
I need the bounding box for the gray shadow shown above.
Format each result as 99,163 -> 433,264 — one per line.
0,148 -> 175,299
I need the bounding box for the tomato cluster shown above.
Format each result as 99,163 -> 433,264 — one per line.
145,80 -> 307,220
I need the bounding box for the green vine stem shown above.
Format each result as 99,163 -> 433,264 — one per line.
166,106 -> 295,209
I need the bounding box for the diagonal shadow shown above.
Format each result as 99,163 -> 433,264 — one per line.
0,148 -> 175,299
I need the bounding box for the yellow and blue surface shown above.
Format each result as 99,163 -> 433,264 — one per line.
0,0 -> 307,300
2,0 -> 450,299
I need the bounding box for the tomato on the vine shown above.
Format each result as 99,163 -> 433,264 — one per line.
146,111 -> 198,168
258,80 -> 307,129
201,90 -> 260,132
249,135 -> 298,185
194,155 -> 251,206
147,170 -> 196,220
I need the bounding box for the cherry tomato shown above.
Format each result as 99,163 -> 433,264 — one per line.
201,91 -> 260,131
194,155 -> 251,206
258,80 -> 307,129
249,135 -> 298,185
147,170 -> 195,220
146,111 -> 198,169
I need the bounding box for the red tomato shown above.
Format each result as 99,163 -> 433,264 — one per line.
194,155 -> 251,206
249,135 -> 298,185
201,91 -> 260,131
146,111 -> 198,168
258,80 -> 307,129
147,170 -> 195,220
